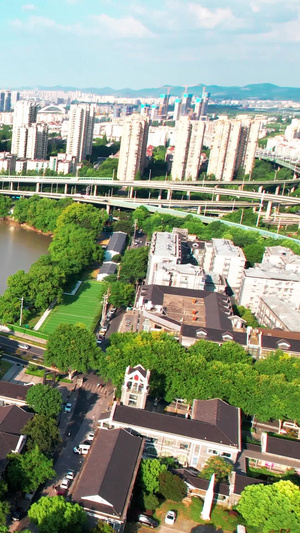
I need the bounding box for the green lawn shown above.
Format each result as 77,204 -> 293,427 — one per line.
39,280 -> 106,335
0,360 -> 12,379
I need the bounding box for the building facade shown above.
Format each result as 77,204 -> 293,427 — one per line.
66,104 -> 95,162
117,115 -> 149,181
203,239 -> 245,297
171,118 -> 206,181
11,101 -> 38,157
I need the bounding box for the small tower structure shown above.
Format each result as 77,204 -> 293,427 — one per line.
121,365 -> 150,409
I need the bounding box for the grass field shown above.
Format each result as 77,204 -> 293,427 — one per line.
39,280 -> 106,335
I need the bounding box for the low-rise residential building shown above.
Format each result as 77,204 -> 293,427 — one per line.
99,399 -> 241,470
121,365 -> 150,410
0,405 -> 33,475
105,232 -> 127,261
239,264 -> 300,313
257,296 -> 300,332
0,382 -> 28,407
262,246 -> 300,274
146,231 -> 182,285
97,262 -> 117,282
203,239 -> 245,297
72,428 -> 144,531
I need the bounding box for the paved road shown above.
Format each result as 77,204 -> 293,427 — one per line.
0,335 -> 45,359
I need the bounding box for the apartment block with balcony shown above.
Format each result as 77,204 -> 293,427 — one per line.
117,115 -> 149,181
203,239 -> 246,297
171,117 -> 206,181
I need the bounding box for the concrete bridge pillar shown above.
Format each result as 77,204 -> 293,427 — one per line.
275,186 -> 280,195
167,189 -> 172,200
36,182 -> 40,193
186,190 -> 191,200
293,172 -> 298,180
197,205 -> 202,215
64,183 -> 68,194
158,191 -> 162,200
10,182 -> 13,191
265,200 -> 273,219
290,186 -> 296,193
94,185 -> 97,196
106,204 -> 111,215
215,194 -> 220,202
129,187 -> 134,199
258,186 -> 264,193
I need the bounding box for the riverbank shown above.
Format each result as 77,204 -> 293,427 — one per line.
6,217 -> 54,237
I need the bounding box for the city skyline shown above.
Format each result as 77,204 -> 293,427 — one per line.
1,0 -> 300,89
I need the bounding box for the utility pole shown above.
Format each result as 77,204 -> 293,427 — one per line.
19,297 -> 24,326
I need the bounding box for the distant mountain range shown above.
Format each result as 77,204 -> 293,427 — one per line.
13,83 -> 300,101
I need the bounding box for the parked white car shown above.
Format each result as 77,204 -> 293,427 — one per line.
66,469 -> 75,481
165,511 -> 176,525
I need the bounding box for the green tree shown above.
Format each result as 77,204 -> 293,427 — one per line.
119,247 -> 149,284
0,501 -> 10,528
200,456 -> 233,482
45,323 -> 101,378
142,492 -> 160,511
0,196 -> 12,218
28,496 -> 87,533
91,521 -> 115,533
26,384 -> 62,417
7,445 -> 55,493
139,459 -> 167,494
237,480 -> 300,532
158,471 -> 187,501
22,414 -> 60,455
243,243 -> 265,264
55,202 -> 107,235
108,282 -> 135,308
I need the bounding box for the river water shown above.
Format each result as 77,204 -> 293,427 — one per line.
0,220 -> 52,295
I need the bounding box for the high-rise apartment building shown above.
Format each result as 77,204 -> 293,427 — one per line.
173,98 -> 181,121
11,101 -> 38,157
171,117 -> 206,181
194,88 -> 210,119
26,123 -> 48,160
207,117 -> 260,181
66,104 -> 95,162
0,91 -> 11,112
159,94 -> 169,116
180,94 -> 193,116
117,115 -> 149,181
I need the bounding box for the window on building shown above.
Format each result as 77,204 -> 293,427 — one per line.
221,452 -> 232,459
207,449 -> 219,455
164,439 -> 175,447
179,442 -> 190,450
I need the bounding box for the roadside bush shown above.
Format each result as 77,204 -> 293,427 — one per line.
158,471 -> 187,502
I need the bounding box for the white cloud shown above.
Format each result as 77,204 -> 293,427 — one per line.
250,0 -> 298,12
187,3 -> 243,29
93,14 -> 155,38
262,7 -> 300,41
11,16 -> 76,33
22,4 -> 36,9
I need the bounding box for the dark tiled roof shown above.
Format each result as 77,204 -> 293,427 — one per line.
0,382 -> 28,402
107,232 -> 127,253
0,405 -> 33,434
140,285 -> 232,331
234,474 -> 265,495
266,436 -> 300,460
72,429 -> 143,518
111,403 -> 240,447
177,469 -> 230,495
99,262 -> 117,275
181,324 -> 246,344
128,365 -> 147,379
192,399 -> 240,447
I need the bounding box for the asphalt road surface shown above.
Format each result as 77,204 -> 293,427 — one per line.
0,335 -> 45,360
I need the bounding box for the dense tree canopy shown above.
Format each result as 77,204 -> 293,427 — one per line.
158,471 -> 187,501
118,246 -> 149,284
200,456 -> 233,482
22,414 -> 60,455
45,323 -> 101,377
28,496 -> 87,533
7,446 -> 55,493
139,459 -> 167,494
100,332 -> 300,422
26,384 -> 62,417
237,480 -> 300,532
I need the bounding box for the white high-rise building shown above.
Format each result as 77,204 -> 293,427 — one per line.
171,117 -> 206,181
203,239 -> 246,297
66,104 -> 95,162
26,123 -> 48,160
117,115 -> 149,181
173,98 -> 181,121
207,117 -> 260,181
11,101 -> 38,157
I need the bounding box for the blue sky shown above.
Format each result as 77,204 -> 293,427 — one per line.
1,0 -> 300,89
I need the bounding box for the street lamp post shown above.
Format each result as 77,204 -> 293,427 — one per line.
20,297 -> 24,326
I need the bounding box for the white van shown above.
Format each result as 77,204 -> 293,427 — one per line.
18,343 -> 29,350
78,443 -> 91,455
